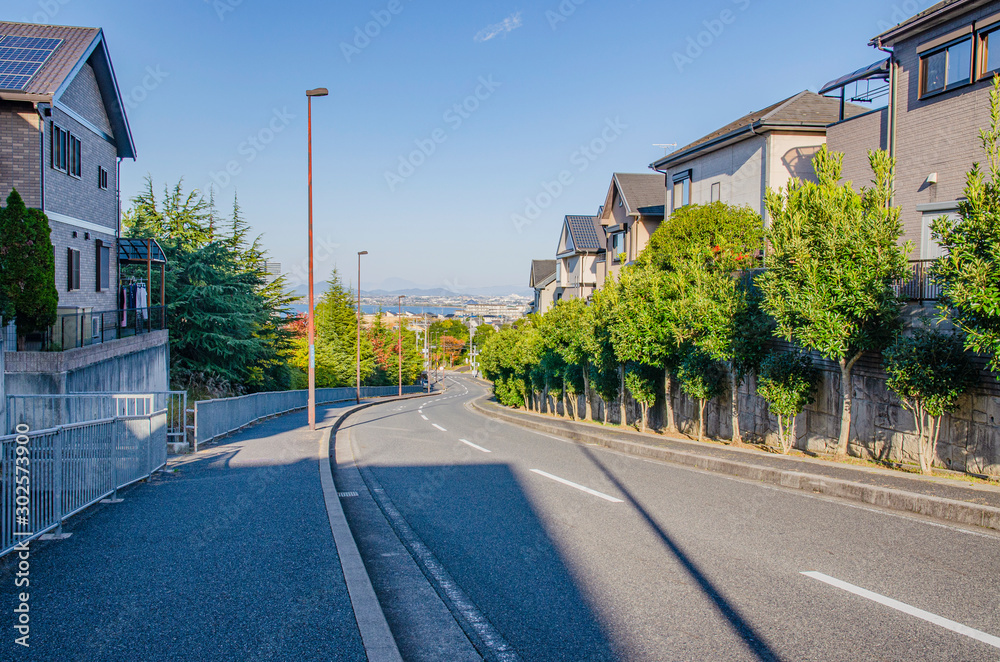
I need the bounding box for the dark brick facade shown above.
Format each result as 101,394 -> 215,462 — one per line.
0,101 -> 42,208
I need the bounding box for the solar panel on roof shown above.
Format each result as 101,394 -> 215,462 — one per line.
568,216 -> 600,250
0,35 -> 62,91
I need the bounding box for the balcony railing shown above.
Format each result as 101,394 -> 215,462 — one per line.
893,259 -> 940,302
2,306 -> 166,352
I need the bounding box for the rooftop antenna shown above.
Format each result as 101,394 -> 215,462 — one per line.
653,143 -> 678,156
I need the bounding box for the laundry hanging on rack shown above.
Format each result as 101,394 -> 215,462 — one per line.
136,282 -> 148,320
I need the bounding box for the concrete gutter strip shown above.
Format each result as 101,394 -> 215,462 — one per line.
320,419 -> 402,662
317,393 -> 434,662
471,398 -> 1000,533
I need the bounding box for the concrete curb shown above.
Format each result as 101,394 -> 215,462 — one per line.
318,394 -> 434,662
470,397 -> 1000,533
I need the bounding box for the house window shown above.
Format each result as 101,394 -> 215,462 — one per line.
67,248 -> 81,291
672,170 -> 692,211
710,182 -> 721,203
96,240 -> 110,291
611,232 -> 626,263
52,124 -> 68,172
69,135 -> 82,178
920,36 -> 973,97
98,166 -> 109,190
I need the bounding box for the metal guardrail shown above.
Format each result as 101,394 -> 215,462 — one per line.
6,392 -> 187,448
0,409 -> 167,558
192,385 -> 425,451
2,306 -> 166,352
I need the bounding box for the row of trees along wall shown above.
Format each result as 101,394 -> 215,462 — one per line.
480,80 -> 1000,479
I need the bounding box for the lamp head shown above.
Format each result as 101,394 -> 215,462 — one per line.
358,250 -> 368,256
306,88 -> 329,97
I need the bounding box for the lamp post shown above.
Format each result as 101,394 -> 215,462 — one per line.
306,87 -> 328,431
398,295 -> 406,396
356,250 -> 368,404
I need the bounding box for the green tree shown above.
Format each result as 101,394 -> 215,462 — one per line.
0,190 -> 58,347
625,362 -> 659,432
883,329 -> 976,474
757,352 -> 820,454
760,146 -> 909,457
638,201 -> 764,273
677,347 -> 727,442
931,77 -> 1000,374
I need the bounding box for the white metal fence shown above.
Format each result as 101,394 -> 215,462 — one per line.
0,409 -> 167,558
193,386 -> 424,451
5,392 -> 187,448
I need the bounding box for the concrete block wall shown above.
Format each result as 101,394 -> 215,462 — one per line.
4,331 -> 169,397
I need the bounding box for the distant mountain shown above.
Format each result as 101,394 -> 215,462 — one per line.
365,288 -> 459,297
290,282 -> 532,300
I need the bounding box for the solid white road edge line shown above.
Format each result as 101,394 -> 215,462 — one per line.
459,439 -> 492,454
530,469 -> 624,503
433,424 -> 447,432
319,426 -> 403,662
801,571 -> 1000,650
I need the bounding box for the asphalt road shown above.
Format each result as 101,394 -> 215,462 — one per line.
345,375 -> 1000,661
0,404 -> 366,662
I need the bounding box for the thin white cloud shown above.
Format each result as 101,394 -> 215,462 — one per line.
474,12 -> 523,42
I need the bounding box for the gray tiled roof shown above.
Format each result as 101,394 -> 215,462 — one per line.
614,173 -> 665,216
530,260 -> 557,288
653,91 -> 868,169
0,22 -> 99,95
530,259 -> 556,286
566,215 -> 604,253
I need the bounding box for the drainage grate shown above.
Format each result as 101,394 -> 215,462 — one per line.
337,491 -> 359,498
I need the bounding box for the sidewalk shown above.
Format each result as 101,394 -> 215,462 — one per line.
0,404 -> 367,661
471,397 -> 1000,532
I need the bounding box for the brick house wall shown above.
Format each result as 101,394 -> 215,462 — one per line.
890,2 -> 1000,256
826,108 -> 888,195
0,101 -> 42,208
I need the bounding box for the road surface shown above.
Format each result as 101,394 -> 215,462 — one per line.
342,374 -> 1000,661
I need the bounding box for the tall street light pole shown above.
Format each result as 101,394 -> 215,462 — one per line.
398,295 -> 406,396
305,87 -> 328,431
356,250 -> 368,404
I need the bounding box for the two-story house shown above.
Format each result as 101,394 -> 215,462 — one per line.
824,0 -> 1000,264
528,259 -> 557,315
597,173 -> 665,286
649,91 -> 864,221
0,21 -> 136,320
554,215 -> 605,302
1,22 -> 170,403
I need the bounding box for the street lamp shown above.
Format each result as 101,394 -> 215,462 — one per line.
398,295 -> 406,396
306,86 -> 328,431
356,250 -> 368,404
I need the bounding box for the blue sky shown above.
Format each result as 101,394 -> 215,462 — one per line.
13,0 -> 933,291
